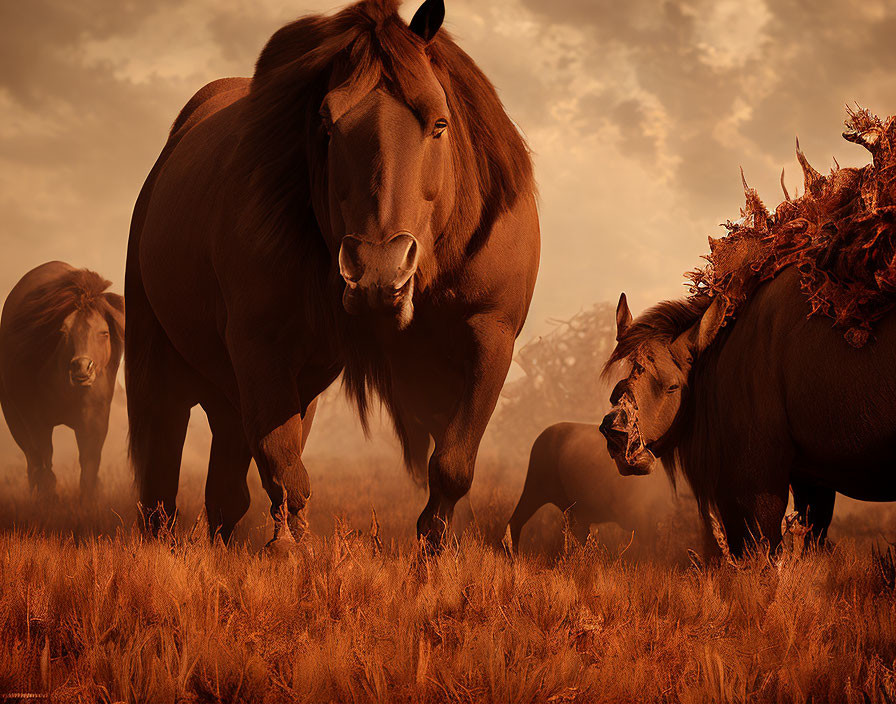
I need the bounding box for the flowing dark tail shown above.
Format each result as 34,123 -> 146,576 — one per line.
123,254 -> 162,493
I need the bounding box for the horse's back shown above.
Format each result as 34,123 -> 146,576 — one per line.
546,421 -> 672,521
730,267 -> 896,498
525,422 -> 610,505
169,78 -> 251,140
546,422 -> 613,487
1,261 -> 73,333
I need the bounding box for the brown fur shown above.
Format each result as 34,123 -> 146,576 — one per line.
604,297 -> 711,374
4,268 -> 123,372
126,0 -> 539,545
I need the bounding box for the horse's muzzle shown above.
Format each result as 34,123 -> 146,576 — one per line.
599,412 -> 629,457
69,356 -> 96,387
599,404 -> 656,475
339,233 -> 419,328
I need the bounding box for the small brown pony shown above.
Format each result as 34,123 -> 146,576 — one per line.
0,261 -> 124,496
126,0 -> 539,545
599,267 -> 896,556
507,422 -> 675,551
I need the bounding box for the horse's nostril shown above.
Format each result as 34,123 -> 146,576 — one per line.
400,236 -> 418,270
338,236 -> 364,284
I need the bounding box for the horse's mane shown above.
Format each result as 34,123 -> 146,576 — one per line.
240,0 -> 533,267
237,0 -> 535,480
603,297 -> 712,375
6,269 -> 124,372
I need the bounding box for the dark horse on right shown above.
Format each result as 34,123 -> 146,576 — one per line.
599,266 -> 896,557
126,0 -> 539,545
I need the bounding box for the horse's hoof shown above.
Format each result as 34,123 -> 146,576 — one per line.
263,535 -> 300,558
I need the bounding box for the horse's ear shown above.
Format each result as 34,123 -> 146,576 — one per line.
696,296 -> 727,353
615,293 -> 632,341
409,0 -> 445,43
673,296 -> 727,359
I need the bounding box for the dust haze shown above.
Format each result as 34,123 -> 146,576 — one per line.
1,0 -> 895,533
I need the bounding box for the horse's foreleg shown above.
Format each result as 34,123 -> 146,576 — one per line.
252,413 -> 312,542
792,476 -> 836,548
716,449 -> 791,558
417,314 -> 515,548
229,338 -> 321,545
26,422 -> 55,496
75,422 -> 106,498
75,400 -> 111,498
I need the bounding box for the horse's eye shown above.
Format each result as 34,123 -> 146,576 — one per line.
667,384 -> 680,393
99,331 -> 110,338
433,118 -> 448,138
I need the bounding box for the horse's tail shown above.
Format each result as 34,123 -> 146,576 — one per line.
124,201 -> 161,494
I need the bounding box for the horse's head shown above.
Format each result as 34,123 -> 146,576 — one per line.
322,0 -> 453,329
599,294 -> 727,475
59,293 -> 124,388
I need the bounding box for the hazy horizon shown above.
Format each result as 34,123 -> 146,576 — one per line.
3,0 -> 895,340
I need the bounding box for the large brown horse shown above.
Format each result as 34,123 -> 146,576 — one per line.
126,0 -> 539,545
599,267 -> 896,556
0,262 -> 124,496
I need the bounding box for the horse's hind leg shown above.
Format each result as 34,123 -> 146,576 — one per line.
126,316 -> 194,533
204,401 -> 251,544
131,386 -> 191,534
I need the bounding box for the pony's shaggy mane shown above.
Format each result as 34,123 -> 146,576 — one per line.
5,268 -> 124,372
236,0 -> 535,480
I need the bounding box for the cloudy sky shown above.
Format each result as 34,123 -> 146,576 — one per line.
2,0 -> 896,338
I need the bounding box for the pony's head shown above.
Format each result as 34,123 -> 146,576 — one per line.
60,297 -> 123,388
12,269 -> 124,389
599,294 -> 727,475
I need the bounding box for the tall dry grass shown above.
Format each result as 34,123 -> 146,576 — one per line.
1,445 -> 895,702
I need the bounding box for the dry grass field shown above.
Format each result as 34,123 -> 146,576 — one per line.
1,404 -> 896,704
